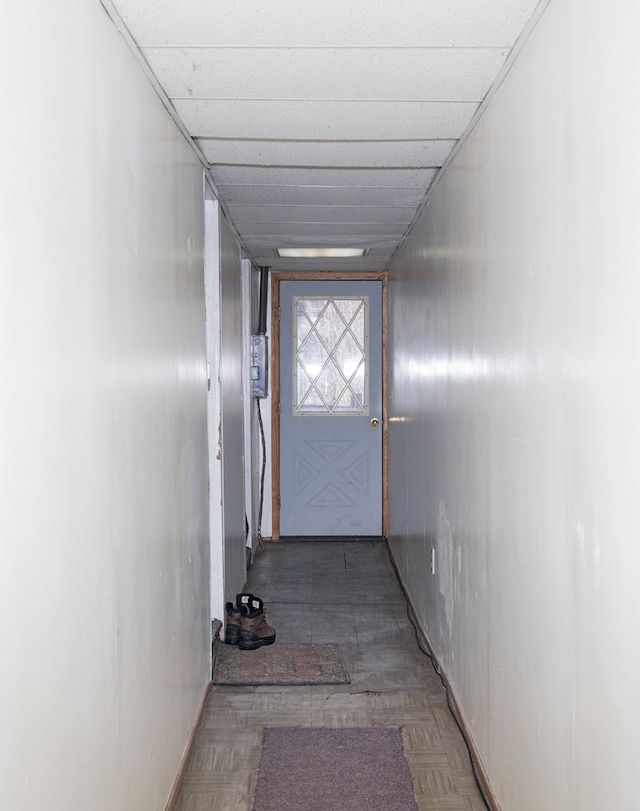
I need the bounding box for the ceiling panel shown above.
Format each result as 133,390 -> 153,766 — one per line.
229,205 -> 416,225
258,256 -> 391,272
175,99 -> 478,141
210,167 -> 438,189
243,236 -> 400,252
200,140 -> 457,168
143,47 -> 509,101
239,222 -> 409,238
117,0 -> 538,48
217,185 -> 427,208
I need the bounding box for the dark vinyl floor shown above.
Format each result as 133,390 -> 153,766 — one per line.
174,541 -> 487,811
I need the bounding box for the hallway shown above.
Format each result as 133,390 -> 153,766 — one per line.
5,2 -> 640,809
175,542 -> 487,811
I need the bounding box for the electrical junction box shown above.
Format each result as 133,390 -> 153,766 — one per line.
250,334 -> 269,398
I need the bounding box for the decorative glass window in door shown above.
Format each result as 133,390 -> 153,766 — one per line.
293,295 -> 369,415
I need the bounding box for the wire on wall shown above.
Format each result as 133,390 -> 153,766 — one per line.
256,397 -> 267,551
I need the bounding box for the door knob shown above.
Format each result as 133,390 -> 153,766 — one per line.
370,417 -> 380,427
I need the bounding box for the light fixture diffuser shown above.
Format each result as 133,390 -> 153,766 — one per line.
277,247 -> 366,258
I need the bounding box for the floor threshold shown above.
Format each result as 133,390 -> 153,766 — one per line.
277,535 -> 386,543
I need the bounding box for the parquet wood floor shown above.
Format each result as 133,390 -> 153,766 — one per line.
174,542 -> 487,811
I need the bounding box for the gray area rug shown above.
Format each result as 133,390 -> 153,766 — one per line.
252,727 -> 418,811
213,643 -> 349,686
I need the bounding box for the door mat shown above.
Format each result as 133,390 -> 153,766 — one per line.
252,727 -> 418,811
213,643 -> 349,686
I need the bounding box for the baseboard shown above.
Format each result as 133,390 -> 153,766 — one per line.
278,535 -> 385,543
164,678 -> 213,811
384,541 -> 501,811
439,663 -> 501,811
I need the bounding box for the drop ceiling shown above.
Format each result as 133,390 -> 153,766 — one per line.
107,0 -> 541,272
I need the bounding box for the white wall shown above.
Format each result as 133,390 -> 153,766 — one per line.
207,203 -> 247,621
242,261 -> 272,550
253,282 -> 274,541
218,211 -> 247,605
387,1 -> 640,809
0,2 -> 210,809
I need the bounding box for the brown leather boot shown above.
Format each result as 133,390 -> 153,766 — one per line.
238,597 -> 276,651
224,593 -> 254,645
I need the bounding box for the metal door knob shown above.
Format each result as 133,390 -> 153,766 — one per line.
370,417 -> 380,427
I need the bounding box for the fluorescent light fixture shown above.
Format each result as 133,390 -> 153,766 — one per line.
277,247 -> 366,258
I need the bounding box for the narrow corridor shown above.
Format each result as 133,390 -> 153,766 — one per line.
175,542 -> 487,811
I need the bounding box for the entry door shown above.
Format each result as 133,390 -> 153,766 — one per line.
279,280 -> 383,537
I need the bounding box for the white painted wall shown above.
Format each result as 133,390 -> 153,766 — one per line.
205,200 -> 247,623
205,198 -> 225,622
241,262 -> 272,549
387,1 -> 640,809
259,301 -> 274,539
242,259 -> 256,549
218,210 -> 248,607
0,2 -> 210,809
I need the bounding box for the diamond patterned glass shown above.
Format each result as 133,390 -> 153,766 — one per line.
293,296 -> 369,415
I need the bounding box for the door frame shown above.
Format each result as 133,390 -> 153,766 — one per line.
270,271 -> 388,540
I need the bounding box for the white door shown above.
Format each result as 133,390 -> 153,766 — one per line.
279,280 -> 383,538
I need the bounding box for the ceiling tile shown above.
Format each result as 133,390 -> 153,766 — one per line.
210,167 -> 438,189
201,140 -> 456,168
115,0 -> 539,48
238,222 -> 408,237
266,257 -> 390,272
143,47 -> 509,102
230,204 -> 415,225
175,99 -> 477,140
217,185 -> 427,208
243,236 -> 400,252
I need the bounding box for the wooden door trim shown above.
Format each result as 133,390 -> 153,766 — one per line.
270,271 -> 388,540
270,275 -> 281,539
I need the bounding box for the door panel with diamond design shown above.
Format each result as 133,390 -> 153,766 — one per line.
280,280 -> 382,537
